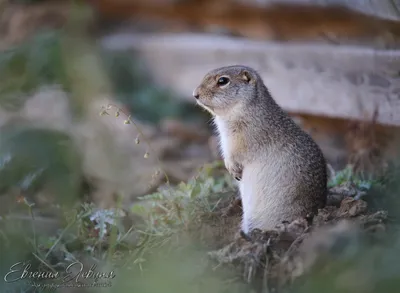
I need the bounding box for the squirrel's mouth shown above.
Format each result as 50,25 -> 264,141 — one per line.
196,100 -> 216,115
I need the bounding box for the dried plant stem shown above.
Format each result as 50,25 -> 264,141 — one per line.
103,103 -> 170,186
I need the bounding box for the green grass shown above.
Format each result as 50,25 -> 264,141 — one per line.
1,155 -> 399,293
0,160 -> 237,293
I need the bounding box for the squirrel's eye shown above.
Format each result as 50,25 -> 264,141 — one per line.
217,77 -> 230,86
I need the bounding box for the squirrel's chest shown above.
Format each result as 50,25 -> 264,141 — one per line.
214,117 -> 235,158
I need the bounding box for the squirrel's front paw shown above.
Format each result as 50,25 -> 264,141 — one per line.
225,160 -> 243,181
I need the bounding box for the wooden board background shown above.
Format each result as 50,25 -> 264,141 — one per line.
101,33 -> 400,126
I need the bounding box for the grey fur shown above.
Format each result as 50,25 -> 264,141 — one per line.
193,65 -> 327,233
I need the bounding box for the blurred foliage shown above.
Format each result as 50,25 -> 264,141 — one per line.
1,158 -> 399,293
290,237 -> 400,293
0,231 -> 44,293
364,161 -> 400,221
0,125 -> 82,292
0,32 -> 67,111
102,50 -> 204,124
0,29 -> 205,123
0,162 -> 239,293
0,125 -> 82,205
328,165 -> 373,189
112,247 -> 247,293
131,160 -> 234,238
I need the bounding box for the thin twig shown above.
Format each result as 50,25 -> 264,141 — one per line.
32,252 -> 58,274
45,218 -> 77,260
104,103 -> 170,185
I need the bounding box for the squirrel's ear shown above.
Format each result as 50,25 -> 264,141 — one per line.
241,70 -> 255,84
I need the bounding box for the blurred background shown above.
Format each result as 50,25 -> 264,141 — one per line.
1,0 -> 400,292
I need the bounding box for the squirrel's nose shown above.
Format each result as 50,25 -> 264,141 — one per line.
193,89 -> 199,99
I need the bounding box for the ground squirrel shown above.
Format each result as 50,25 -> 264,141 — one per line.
193,65 -> 327,233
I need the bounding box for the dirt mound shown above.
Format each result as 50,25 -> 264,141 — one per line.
200,185 -> 388,292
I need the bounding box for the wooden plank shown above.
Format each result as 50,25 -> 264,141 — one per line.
101,33 -> 400,126
90,0 -> 400,48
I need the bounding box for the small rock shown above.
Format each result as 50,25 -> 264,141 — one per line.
338,197 -> 368,217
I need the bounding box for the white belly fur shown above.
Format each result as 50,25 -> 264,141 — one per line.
214,117 -> 231,160
214,117 -> 288,233
240,158 -> 295,233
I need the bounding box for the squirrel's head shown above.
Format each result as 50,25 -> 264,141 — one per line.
193,65 -> 260,117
